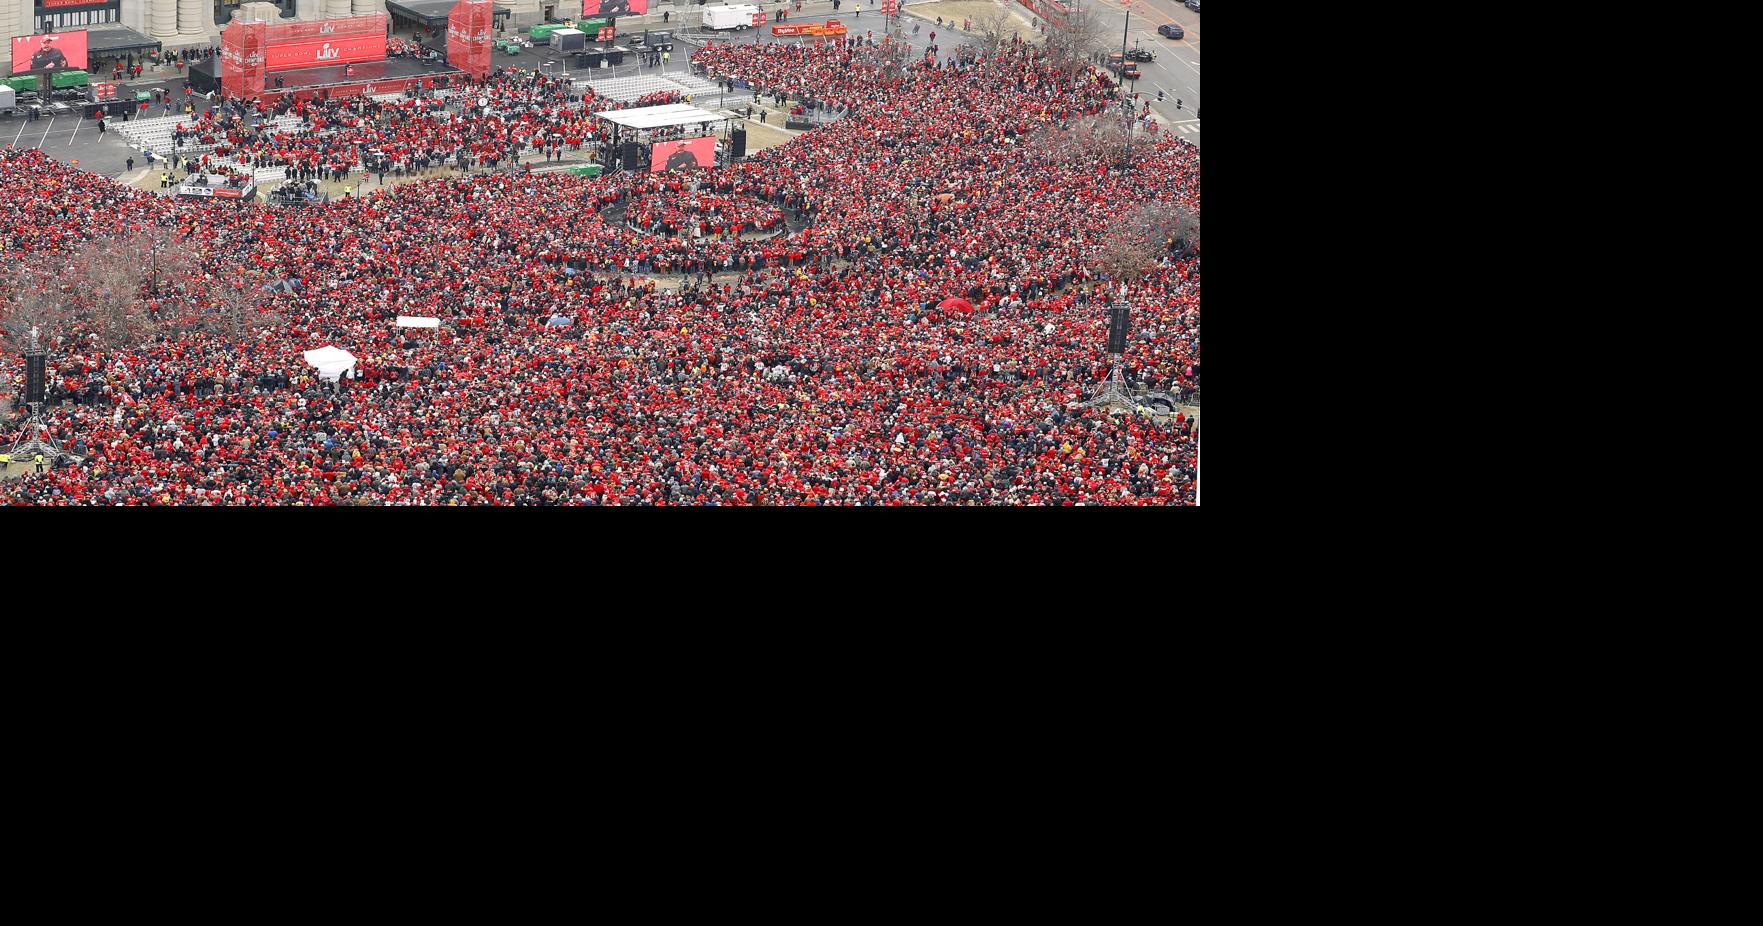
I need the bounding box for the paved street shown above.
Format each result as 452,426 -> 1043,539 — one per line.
1083,0 -> 1200,141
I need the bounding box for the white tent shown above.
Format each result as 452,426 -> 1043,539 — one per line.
396,316 -> 441,329
302,346 -> 358,382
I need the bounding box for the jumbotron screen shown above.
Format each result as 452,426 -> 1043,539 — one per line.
651,136 -> 715,173
11,31 -> 88,76
583,0 -> 648,15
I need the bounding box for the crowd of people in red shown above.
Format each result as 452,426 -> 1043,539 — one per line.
1,35 -> 1199,505
167,71 -> 686,183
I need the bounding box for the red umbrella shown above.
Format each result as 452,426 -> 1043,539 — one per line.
937,297 -> 975,314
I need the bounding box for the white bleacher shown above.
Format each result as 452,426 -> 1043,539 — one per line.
573,74 -> 718,104
115,113 -> 306,161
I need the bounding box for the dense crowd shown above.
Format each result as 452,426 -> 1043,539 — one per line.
2,36 -> 1199,505
169,72 -> 685,183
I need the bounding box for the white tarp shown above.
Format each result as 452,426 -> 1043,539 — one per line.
302,346 -> 358,382
396,316 -> 441,329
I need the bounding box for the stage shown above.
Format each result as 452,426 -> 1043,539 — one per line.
190,55 -> 463,102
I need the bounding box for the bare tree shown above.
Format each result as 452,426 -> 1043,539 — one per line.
972,7 -> 1016,60
0,259 -> 75,356
1094,202 -> 1186,285
1043,0 -> 1110,76
1,224 -> 273,360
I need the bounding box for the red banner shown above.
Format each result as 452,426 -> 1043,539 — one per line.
266,35 -> 388,72
265,14 -> 388,44
772,22 -> 848,36
651,136 -> 715,173
222,21 -> 266,100
11,31 -> 88,76
448,0 -> 495,80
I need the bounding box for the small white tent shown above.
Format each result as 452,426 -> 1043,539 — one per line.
396,316 -> 441,329
302,346 -> 358,382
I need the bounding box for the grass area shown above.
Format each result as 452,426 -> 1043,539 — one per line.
905,0 -> 1041,40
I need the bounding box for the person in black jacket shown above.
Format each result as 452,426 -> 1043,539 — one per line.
664,146 -> 701,171
29,35 -> 71,73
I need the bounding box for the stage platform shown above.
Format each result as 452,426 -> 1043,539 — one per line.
189,56 -> 463,102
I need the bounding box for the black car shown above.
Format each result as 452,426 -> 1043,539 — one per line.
1158,23 -> 1184,39
1125,46 -> 1156,62
1185,0 -> 1200,12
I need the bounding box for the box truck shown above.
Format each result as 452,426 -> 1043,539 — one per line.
702,4 -> 761,30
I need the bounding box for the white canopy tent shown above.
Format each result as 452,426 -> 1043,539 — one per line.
396,316 -> 442,329
593,103 -> 732,132
302,346 -> 358,382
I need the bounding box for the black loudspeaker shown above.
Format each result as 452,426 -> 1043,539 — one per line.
730,127 -> 746,159
1106,303 -> 1130,354
622,141 -> 641,170
25,353 -> 47,406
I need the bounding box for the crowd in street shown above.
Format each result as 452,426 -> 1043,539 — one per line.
2,36 -> 1199,505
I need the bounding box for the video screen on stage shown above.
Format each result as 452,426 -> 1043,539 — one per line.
583,0 -> 648,16
651,136 -> 715,173
11,31 -> 88,76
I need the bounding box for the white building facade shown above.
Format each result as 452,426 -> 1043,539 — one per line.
2,0 -> 601,71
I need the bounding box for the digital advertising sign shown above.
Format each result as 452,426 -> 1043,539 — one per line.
651,136 -> 716,173
11,31 -> 88,76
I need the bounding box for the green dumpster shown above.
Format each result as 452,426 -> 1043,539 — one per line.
52,69 -> 90,89
569,164 -> 602,178
531,23 -> 566,41
137,91 -> 152,102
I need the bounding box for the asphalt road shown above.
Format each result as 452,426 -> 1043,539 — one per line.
1,76 -> 221,178
1085,0 -> 1200,142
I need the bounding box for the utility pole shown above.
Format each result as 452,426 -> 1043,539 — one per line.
1121,0 -> 1131,95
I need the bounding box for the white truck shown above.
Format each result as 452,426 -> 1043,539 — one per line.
701,4 -> 761,31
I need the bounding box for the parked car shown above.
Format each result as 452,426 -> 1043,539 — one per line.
1158,23 -> 1184,39
1185,0 -> 1200,12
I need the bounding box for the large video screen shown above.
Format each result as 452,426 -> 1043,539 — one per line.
11,31 -> 88,76
651,136 -> 716,173
583,0 -> 648,16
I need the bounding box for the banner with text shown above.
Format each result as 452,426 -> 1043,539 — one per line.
448,0 -> 495,80
265,14 -> 388,44
266,34 -> 388,71
221,21 -> 266,98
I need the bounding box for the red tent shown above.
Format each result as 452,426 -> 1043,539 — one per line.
937,297 -> 975,314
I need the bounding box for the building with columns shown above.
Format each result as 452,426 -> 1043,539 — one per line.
0,0 -> 605,72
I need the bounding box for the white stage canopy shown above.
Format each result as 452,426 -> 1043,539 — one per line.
396,316 -> 441,329
594,103 -> 730,131
303,346 -> 358,382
